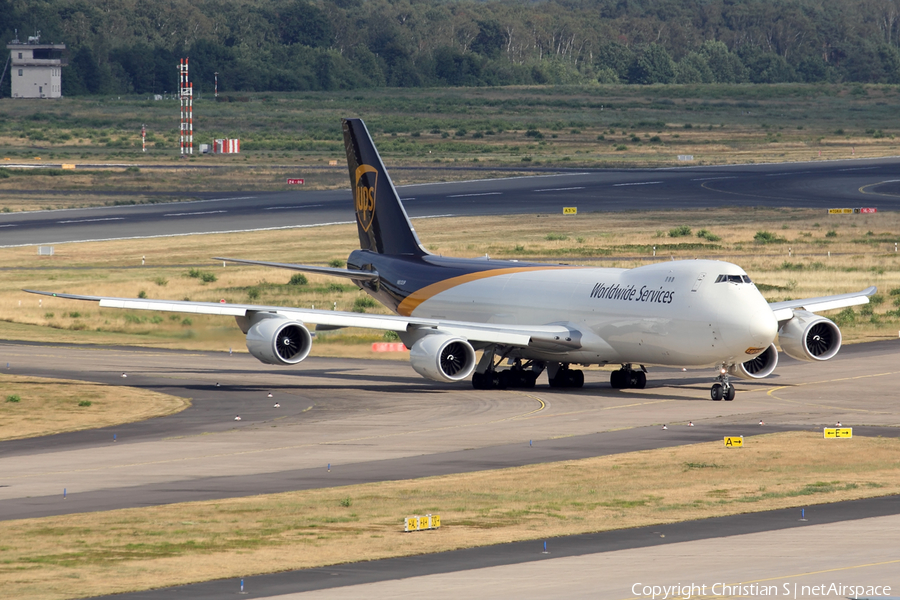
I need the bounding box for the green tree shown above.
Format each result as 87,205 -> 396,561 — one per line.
628,44 -> 675,84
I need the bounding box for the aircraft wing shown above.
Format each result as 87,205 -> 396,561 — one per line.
23,290 -> 579,348
212,257 -> 379,281
768,286 -> 876,322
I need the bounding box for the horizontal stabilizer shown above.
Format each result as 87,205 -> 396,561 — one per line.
213,257 -> 379,281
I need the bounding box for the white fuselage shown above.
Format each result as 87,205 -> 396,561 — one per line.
410,259 -> 778,368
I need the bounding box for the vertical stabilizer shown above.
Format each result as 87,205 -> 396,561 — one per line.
342,118 -> 427,256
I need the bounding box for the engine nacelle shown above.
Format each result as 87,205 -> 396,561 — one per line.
409,334 -> 476,383
729,343 -> 779,380
246,315 -> 313,365
778,310 -> 842,362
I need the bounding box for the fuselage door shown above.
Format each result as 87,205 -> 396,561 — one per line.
691,272 -> 706,292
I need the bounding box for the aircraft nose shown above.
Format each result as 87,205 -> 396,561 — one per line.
748,308 -> 778,346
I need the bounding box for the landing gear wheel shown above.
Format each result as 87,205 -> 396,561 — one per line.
610,370 -> 625,389
710,383 -> 724,401
550,367 -> 584,389
723,385 -> 735,401
634,371 -> 647,389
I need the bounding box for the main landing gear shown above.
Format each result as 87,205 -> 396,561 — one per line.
472,355 -> 540,390
548,364 -> 584,388
609,364 -> 647,389
710,371 -> 735,401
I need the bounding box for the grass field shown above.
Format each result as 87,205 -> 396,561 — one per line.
0,374 -> 187,441
1,431 -> 898,600
2,83 -> 899,211
1,208 -> 898,355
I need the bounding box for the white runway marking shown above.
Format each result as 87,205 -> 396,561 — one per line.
57,217 -> 126,224
533,187 -> 586,192
0,224 -> 17,228
163,210 -> 228,217
691,176 -> 738,181
612,181 -> 662,187
263,204 -> 324,211
448,192 -> 503,198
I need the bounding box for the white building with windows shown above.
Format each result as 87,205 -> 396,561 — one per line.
7,34 -> 66,99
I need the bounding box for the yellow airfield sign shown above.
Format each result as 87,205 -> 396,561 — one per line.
563,207 -> 577,215
824,427 -> 853,438
724,436 -> 743,448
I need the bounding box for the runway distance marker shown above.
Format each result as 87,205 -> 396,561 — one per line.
724,436 -> 744,448
563,207 -> 577,215
824,427 -> 853,438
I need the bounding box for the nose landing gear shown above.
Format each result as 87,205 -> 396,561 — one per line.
710,371 -> 735,401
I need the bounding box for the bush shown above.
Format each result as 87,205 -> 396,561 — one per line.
328,259 -> 345,268
186,268 -> 217,283
668,226 -> 692,238
153,277 -> 168,286
697,229 -> 721,242
754,231 -> 786,244
78,400 -> 92,407
288,273 -> 308,286
137,290 -> 147,299
825,230 -> 838,238
6,394 -> 20,403
383,330 -> 400,341
833,307 -> 856,327
353,296 -> 377,310
870,294 -> 884,306
545,233 -> 568,241
247,287 -> 260,301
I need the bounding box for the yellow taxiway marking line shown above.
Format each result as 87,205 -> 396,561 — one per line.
618,557 -> 900,600
764,370 -> 900,413
859,181 -> 900,197
3,396 -> 547,481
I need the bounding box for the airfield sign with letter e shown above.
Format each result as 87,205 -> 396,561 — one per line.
824,427 -> 853,438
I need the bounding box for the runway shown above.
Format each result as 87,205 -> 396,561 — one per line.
1,157 -> 899,247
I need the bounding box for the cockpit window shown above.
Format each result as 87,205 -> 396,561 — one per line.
716,274 -> 751,284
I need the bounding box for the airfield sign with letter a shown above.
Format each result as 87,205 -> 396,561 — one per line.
724,436 -> 743,448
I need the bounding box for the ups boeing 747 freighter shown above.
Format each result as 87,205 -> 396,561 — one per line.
28,119 -> 875,400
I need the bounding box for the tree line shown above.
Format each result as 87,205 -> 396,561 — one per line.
3,0 -> 900,96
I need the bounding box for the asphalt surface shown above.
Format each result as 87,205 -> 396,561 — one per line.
2,157 -> 899,247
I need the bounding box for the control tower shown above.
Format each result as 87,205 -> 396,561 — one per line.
6,32 -> 66,98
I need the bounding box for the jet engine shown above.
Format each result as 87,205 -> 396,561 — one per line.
409,334 -> 476,383
728,343 -> 778,380
246,315 -> 313,365
778,310 -> 841,362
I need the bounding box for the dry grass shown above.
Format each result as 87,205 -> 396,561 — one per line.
0,374 -> 188,441
1,208 -> 898,353
1,431 -> 898,600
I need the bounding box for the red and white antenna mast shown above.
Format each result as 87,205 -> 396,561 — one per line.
179,58 -> 193,155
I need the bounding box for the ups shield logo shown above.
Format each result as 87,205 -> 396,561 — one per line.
355,165 -> 378,232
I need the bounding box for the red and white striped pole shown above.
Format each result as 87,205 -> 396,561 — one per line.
188,82 -> 193,155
